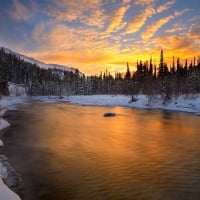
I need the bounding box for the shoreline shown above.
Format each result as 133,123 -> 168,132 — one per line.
0,97 -> 27,200
0,111 -> 22,200
31,94 -> 200,114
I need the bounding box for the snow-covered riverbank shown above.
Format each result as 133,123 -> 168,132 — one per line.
32,94 -> 200,114
0,97 -> 27,200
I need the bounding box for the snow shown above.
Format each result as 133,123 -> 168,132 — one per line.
0,124 -> 21,200
0,156 -> 22,199
67,95 -> 200,113
31,94 -> 200,114
0,178 -> 21,200
0,96 -> 27,200
0,119 -> 10,146
0,96 -> 28,110
0,109 -> 10,147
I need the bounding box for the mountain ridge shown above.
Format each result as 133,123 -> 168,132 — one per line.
1,47 -> 82,75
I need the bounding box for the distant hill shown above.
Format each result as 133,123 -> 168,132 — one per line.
1,47 -> 83,76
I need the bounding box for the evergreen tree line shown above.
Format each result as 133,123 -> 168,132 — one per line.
0,48 -> 83,96
0,48 -> 200,99
85,50 -> 200,101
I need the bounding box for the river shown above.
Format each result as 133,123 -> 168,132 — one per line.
2,101 -> 200,200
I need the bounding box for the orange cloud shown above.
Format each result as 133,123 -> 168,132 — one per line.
142,15 -> 175,40
44,0 -> 106,28
142,8 -> 192,40
134,0 -> 156,6
106,5 -> 130,32
127,7 -> 156,33
165,23 -> 186,33
123,0 -> 131,4
32,21 -> 110,53
155,35 -> 192,50
189,24 -> 200,37
174,8 -> 191,17
156,0 -> 175,13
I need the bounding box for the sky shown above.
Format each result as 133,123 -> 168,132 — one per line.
0,0 -> 200,75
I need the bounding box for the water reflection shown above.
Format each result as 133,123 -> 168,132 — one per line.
3,102 -> 200,200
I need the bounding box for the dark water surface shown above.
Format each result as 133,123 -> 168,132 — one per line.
2,102 -> 200,200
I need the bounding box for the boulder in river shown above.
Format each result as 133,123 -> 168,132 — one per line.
104,112 -> 116,117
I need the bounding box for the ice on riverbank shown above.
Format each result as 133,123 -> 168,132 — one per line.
0,112 -> 10,147
0,118 -> 10,132
0,120 -> 21,200
0,178 -> 21,200
0,119 -> 10,147
0,96 -> 28,110
0,127 -> 22,200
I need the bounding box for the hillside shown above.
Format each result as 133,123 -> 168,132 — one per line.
1,47 -> 82,75
0,47 -> 84,96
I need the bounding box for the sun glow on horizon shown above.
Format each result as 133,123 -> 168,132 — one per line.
25,49 -> 199,76
0,0 -> 199,75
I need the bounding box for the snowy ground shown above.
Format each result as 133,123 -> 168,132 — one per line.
0,96 -> 27,200
32,94 -> 200,114
0,178 -> 21,200
0,110 -> 10,147
0,93 -> 200,200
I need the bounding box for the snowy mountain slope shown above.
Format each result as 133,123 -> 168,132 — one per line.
1,47 -> 83,75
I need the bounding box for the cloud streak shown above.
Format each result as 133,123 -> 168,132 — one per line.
7,0 -> 31,20
142,15 -> 175,40
157,0 -> 176,13
141,8 -> 191,40
127,7 -> 156,34
43,0 -> 106,28
165,23 -> 186,33
134,0 -> 156,6
106,5 -> 130,32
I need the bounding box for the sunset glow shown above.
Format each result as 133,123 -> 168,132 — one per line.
0,0 -> 199,75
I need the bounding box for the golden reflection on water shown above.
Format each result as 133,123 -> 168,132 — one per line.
35,103 -> 200,165
15,102 -> 200,200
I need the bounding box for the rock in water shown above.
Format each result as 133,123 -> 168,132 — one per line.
104,112 -> 116,117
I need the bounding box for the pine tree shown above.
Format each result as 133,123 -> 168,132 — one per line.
158,49 -> 168,77
125,62 -> 131,79
159,49 -> 164,74
149,57 -> 153,76
184,59 -> 188,72
171,56 -> 175,74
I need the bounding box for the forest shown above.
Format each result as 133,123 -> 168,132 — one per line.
0,48 -> 200,103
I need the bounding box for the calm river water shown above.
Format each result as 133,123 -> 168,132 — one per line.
2,102 -> 200,200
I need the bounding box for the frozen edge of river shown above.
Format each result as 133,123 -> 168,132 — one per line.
0,98 -> 26,200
